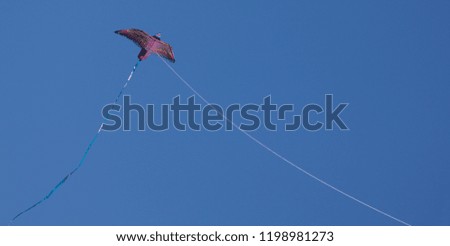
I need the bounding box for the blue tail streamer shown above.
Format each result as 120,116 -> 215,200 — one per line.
10,60 -> 141,224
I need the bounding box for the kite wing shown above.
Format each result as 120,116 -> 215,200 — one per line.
151,40 -> 176,63
114,29 -> 153,49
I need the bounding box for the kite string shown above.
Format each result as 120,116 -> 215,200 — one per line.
10,60 -> 141,224
157,55 -> 411,226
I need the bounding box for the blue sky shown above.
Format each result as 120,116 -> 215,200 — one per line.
1,0 -> 449,225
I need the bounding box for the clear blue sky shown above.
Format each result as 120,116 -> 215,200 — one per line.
1,0 -> 449,225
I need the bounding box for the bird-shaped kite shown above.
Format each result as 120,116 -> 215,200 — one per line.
115,29 -> 176,62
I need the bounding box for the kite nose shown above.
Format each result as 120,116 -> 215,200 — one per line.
114,30 -> 121,34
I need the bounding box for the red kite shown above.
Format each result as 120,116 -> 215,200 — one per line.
115,28 -> 175,62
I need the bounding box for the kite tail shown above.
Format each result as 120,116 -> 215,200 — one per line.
10,60 -> 141,224
10,127 -> 101,224
114,60 -> 140,104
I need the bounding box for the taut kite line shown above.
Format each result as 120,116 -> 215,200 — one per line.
155,57 -> 411,225
156,56 -> 411,226
11,29 -> 175,223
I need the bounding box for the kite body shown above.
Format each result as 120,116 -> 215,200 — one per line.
115,29 -> 175,62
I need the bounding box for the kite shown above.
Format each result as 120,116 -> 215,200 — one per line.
115,29 -> 175,62
12,27 -> 410,226
10,28 -> 175,223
